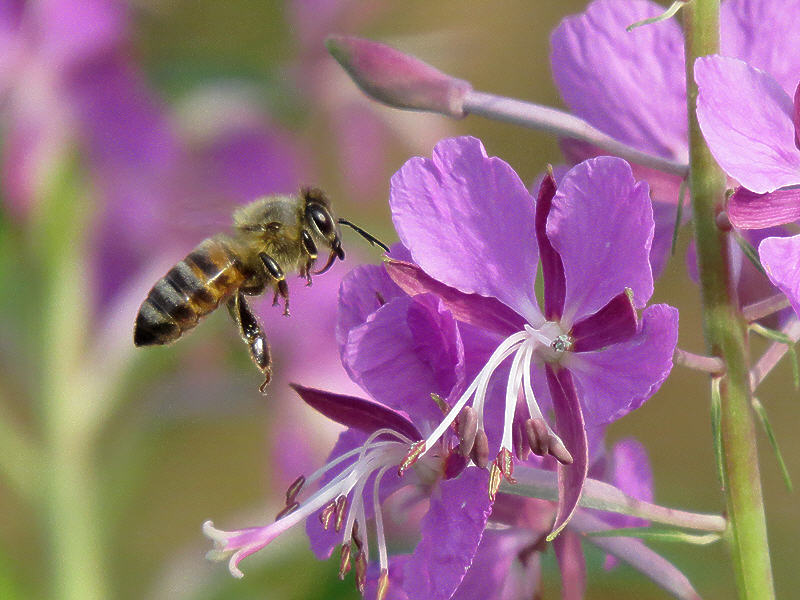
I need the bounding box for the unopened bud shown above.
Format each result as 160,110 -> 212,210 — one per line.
326,35 -> 472,118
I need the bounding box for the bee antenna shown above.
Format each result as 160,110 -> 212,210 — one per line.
337,218 -> 390,252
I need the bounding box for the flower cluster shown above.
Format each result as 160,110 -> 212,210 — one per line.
204,137 -> 687,599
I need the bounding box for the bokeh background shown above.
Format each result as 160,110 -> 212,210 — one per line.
0,1 -> 797,599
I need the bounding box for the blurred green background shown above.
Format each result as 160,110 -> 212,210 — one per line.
0,1 -> 797,599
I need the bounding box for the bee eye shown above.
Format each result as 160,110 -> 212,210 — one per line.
307,204 -> 334,237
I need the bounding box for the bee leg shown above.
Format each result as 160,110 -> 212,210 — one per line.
260,252 -> 290,317
300,230 -> 317,286
227,292 -> 271,393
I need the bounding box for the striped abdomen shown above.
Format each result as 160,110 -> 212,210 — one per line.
134,236 -> 249,346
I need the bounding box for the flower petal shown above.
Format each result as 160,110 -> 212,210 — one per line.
390,136 -> 542,323
342,294 -> 464,428
548,366 -> 589,538
290,384 -> 422,441
571,290 -> 638,353
728,186 -> 800,229
565,304 -> 678,426
337,263 -> 405,350
553,530 -> 586,600
548,157 -> 654,325
721,0 -> 800,97
759,234 -> 800,319
534,170 -> 565,320
551,0 -> 687,161
695,55 -> 800,193
602,438 -> 654,537
384,259 -> 525,336
401,468 -> 493,600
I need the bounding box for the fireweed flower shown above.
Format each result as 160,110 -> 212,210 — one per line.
205,271 -> 497,599
550,0 -> 800,275
385,136 -> 678,537
695,55 -> 800,318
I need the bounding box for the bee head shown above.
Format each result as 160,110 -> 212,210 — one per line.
303,187 -> 344,274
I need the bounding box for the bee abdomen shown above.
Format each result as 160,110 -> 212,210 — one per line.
134,237 -> 248,346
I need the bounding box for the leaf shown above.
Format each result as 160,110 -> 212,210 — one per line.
732,231 -> 767,277
750,323 -> 800,387
751,398 -> 793,492
585,527 -> 721,545
711,376 -> 725,491
626,1 -> 687,31
670,178 -> 687,256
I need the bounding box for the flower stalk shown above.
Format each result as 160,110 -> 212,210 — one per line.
38,160 -> 108,600
683,2 -> 774,598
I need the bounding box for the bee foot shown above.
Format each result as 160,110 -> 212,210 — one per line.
259,372 -> 272,394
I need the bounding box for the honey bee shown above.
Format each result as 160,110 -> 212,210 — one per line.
133,187 -> 387,393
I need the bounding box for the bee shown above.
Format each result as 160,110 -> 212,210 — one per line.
133,187 -> 387,393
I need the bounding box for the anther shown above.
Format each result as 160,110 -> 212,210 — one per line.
430,393 -> 451,418
470,429 -> 489,468
457,406 -> 478,457
319,501 -> 336,530
275,501 -> 299,521
351,520 -> 364,551
525,418 -> 549,456
334,495 -> 349,532
488,462 -> 502,502
285,475 -> 305,505
355,550 -> 368,593
377,568 -> 390,600
497,447 -> 516,484
398,440 -> 427,475
547,434 -> 574,465
339,542 -> 352,578
513,419 -> 529,461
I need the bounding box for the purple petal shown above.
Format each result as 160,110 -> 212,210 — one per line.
384,259 -> 525,336
601,438 -> 654,537
534,170 -> 566,320
548,366 -> 589,538
390,136 -> 542,323
721,0 -> 800,97
548,157 -> 654,325
728,187 -> 800,229
571,512 -> 701,600
794,83 -> 800,150
551,0 -> 687,160
759,234 -> 800,319
290,384 -> 422,441
401,468 -> 493,600
695,56 -> 800,193
337,263 -> 405,350
553,530 -> 586,600
566,304 -> 679,426
571,291 -> 638,353
342,294 -> 464,428
450,530 -> 529,600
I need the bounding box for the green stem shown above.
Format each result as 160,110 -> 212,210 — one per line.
683,2 -> 774,598
38,160 -> 108,600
